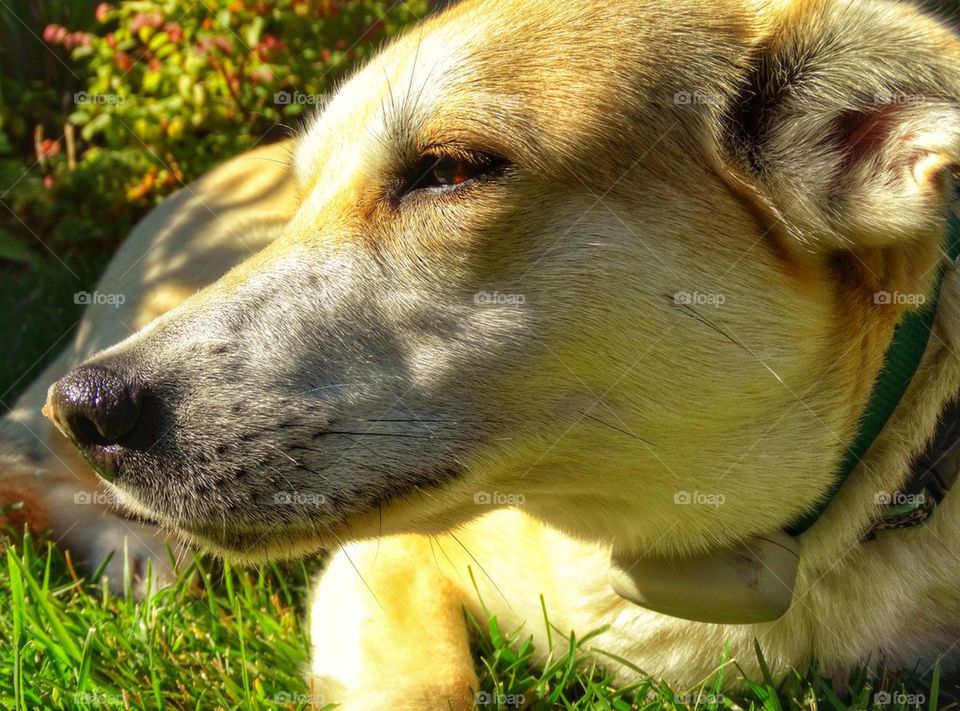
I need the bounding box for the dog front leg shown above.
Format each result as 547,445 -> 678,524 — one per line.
308,535 -> 478,711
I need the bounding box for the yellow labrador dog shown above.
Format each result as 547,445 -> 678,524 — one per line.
4,0 -> 960,707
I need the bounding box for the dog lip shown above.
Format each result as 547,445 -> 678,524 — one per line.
75,442 -> 123,482
176,522 -> 326,558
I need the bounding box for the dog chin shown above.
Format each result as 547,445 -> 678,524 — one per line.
177,525 -> 335,563
100,486 -> 324,560
106,470 -> 479,563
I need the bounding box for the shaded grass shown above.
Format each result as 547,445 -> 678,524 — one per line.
0,260 -> 102,404
0,527 -> 953,710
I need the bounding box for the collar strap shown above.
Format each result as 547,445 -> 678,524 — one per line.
868,396 -> 960,534
788,215 -> 960,536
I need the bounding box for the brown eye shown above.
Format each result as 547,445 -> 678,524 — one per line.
402,151 -> 508,196
427,156 -> 472,187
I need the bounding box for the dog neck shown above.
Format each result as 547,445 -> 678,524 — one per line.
791,216 -> 960,539
609,217 -> 960,624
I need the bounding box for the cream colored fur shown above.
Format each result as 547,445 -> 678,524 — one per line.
3,0 -> 960,708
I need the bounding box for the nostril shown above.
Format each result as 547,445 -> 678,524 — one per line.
48,365 -> 144,446
69,412 -> 116,448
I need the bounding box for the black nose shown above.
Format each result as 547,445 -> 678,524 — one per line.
49,365 -> 144,449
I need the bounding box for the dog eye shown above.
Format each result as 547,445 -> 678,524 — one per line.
402,151 -> 507,196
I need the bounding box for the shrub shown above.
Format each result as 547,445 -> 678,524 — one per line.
0,0 -> 428,264
47,0 -> 427,197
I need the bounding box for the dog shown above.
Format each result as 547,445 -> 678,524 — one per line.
4,0 -> 960,707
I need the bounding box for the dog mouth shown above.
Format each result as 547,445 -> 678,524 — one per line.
174,522 -> 340,560
48,396 -> 475,558
100,459 -> 469,560
102,482 -> 345,558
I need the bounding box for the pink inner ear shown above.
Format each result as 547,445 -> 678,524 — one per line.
837,104 -> 914,171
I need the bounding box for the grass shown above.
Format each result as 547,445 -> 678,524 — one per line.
0,525 -> 951,710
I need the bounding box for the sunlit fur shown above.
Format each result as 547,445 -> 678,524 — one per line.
3,0 -> 960,707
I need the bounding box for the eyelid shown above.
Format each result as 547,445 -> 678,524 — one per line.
421,141 -> 481,156
419,146 -> 495,168
398,147 -> 510,199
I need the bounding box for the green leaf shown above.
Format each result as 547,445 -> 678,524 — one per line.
0,228 -> 36,266
929,659 -> 941,711
148,31 -> 170,51
245,16 -> 265,47
154,43 -> 177,59
142,70 -> 163,93
68,111 -> 90,126
80,112 -> 112,142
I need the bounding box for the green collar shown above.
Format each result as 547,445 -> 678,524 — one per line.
788,216 -> 960,536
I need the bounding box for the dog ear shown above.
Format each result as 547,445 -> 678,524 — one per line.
723,0 -> 960,252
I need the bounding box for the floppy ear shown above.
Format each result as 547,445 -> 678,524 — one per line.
724,0 -> 960,253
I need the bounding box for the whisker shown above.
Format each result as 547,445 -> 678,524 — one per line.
251,116 -> 298,135
174,538 -> 190,572
341,548 -> 382,610
329,434 -> 382,461
672,299 -> 784,384
263,442 -> 299,464
297,382 -> 366,396
449,532 -> 514,615
312,430 -> 474,440
580,412 -> 657,448
428,535 -> 441,569
404,29 -> 424,119
250,156 -> 294,168
431,535 -> 465,585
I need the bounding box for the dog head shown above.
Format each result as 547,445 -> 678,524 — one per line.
45,0 -> 960,560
